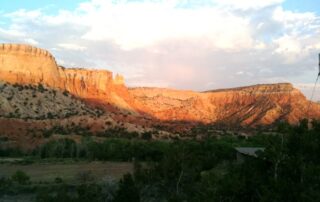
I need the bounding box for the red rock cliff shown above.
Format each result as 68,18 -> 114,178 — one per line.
130,83 -> 320,126
0,44 -> 60,86
1,43 -> 319,127
0,44 -> 136,111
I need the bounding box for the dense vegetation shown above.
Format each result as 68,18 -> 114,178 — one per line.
1,119 -> 320,201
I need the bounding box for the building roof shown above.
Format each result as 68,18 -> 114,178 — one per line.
235,147 -> 265,157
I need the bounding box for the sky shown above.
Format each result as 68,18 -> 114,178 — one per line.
0,0 -> 320,99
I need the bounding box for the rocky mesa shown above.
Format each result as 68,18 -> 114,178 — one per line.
130,83 -> 320,126
0,44 -> 136,112
1,43 -> 320,128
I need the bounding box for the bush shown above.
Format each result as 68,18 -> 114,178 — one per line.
37,84 -> 45,93
11,170 -> 30,185
0,176 -> 13,192
114,173 -> 140,202
76,171 -> 95,184
54,177 -> 63,184
63,90 -> 69,96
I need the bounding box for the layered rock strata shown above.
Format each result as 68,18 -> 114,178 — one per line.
130,83 -> 320,126
1,43 -> 320,127
0,44 -> 134,111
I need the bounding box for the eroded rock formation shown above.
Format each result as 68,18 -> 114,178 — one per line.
0,44 -> 60,86
0,44 -> 135,111
130,83 -> 320,126
1,43 -> 319,127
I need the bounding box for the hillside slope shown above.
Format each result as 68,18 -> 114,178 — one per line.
0,82 -> 101,119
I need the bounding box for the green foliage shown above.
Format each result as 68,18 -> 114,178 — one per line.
141,132 -> 152,140
37,138 -> 78,158
76,184 -> 103,202
126,120 -> 320,202
0,176 -> 13,193
54,177 -> 63,184
5,119 -> 320,201
114,173 -> 140,202
0,146 -> 23,157
97,127 -> 139,139
36,184 -> 73,202
100,177 -> 118,202
46,112 -> 55,119
37,84 -> 46,93
35,183 -> 116,202
63,90 -> 69,96
11,170 -> 30,185
76,170 -> 95,184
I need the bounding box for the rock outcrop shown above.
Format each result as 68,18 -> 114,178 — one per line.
130,83 -> 320,126
0,44 -> 135,111
0,44 -> 60,87
58,67 -> 113,98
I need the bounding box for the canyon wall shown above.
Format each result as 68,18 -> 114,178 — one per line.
0,44 -> 135,111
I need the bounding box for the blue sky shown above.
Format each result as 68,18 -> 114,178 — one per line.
1,0 -> 320,13
0,0 -> 320,98
283,0 -> 320,14
0,0 -> 82,13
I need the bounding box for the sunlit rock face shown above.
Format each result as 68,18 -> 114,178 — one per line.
0,43 -> 319,127
58,68 -> 113,98
0,44 -> 135,112
0,44 -> 60,87
130,83 -> 320,126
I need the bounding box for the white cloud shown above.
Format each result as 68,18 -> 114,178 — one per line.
295,82 -> 320,101
273,6 -> 318,28
24,38 -> 39,45
274,35 -> 301,54
213,0 -> 284,10
79,2 -> 254,50
58,43 -> 87,51
0,0 -> 320,94
4,9 -> 42,22
1,0 -> 282,51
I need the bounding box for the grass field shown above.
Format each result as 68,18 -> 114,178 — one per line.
0,160 -> 133,183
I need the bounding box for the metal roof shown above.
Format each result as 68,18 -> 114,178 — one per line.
235,147 -> 265,157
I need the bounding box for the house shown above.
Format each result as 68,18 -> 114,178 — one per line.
235,147 -> 265,163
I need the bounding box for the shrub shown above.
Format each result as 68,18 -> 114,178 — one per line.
38,84 -> 45,93
76,170 -> 95,184
11,170 -> 30,185
114,173 -> 140,202
141,132 -> 152,140
54,177 -> 63,184
63,90 -> 69,96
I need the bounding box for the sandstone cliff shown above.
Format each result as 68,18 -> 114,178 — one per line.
0,44 -> 60,86
0,44 -> 136,112
130,83 -> 320,126
1,43 -> 319,128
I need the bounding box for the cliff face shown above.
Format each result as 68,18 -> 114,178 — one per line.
0,44 -> 136,111
58,68 -> 113,98
130,83 -> 320,126
1,43 -> 319,127
0,44 -> 60,87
